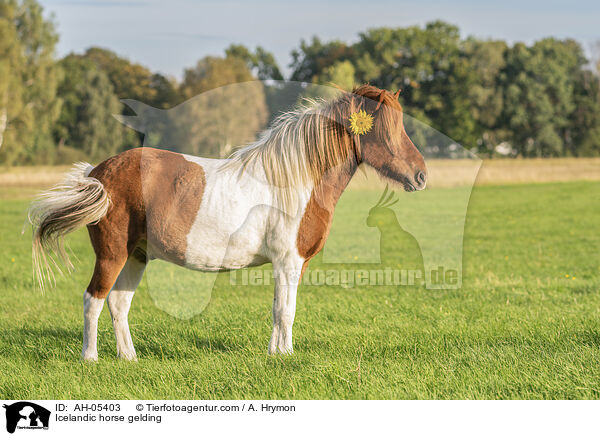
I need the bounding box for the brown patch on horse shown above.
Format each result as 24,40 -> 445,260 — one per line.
296,160 -> 357,261
86,149 -> 145,298
86,147 -> 205,298
296,191 -> 332,261
140,149 -> 206,265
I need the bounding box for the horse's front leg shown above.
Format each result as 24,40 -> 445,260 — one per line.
269,258 -> 303,354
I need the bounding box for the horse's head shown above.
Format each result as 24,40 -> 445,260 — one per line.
346,85 -> 427,192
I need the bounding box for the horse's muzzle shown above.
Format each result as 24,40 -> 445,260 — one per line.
414,170 -> 427,190
403,171 -> 427,192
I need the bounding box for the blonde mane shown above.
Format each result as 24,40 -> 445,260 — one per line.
223,85 -> 402,214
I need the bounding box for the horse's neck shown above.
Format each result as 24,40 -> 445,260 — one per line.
312,158 -> 358,212
296,158 -> 358,260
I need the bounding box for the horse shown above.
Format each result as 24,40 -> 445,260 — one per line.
28,84 -> 427,361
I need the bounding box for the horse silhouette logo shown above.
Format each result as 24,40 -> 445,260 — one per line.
3,402 -> 50,433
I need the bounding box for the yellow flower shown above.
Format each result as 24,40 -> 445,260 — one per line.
349,110 -> 374,135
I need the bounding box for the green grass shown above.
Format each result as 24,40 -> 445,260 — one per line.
1,181 -> 599,399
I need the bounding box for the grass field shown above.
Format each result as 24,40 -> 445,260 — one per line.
1,170 -> 600,399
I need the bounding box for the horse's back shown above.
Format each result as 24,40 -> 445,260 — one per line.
89,148 -> 208,265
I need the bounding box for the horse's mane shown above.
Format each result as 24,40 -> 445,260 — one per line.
223,84 -> 402,213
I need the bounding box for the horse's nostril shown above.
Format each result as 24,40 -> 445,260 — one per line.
415,171 -> 426,185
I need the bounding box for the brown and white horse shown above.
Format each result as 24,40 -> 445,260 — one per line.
28,84 -> 427,360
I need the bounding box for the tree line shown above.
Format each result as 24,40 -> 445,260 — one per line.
1,0 -> 600,165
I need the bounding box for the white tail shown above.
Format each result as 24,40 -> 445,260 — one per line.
28,162 -> 111,290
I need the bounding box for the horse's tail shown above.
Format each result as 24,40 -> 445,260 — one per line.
28,162 -> 111,290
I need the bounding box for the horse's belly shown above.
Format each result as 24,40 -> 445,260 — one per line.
183,229 -> 270,271
182,203 -> 273,271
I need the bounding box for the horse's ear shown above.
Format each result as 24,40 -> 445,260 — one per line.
374,92 -> 386,111
394,89 -> 401,99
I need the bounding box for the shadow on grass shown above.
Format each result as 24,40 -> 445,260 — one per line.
569,284 -> 597,295
134,330 -> 245,358
2,322 -> 256,362
0,326 -> 80,361
575,330 -> 600,347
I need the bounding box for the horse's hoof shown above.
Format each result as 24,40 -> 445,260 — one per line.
268,346 -> 294,355
117,352 -> 138,362
81,354 -> 98,362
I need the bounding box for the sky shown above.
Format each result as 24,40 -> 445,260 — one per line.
40,0 -> 600,79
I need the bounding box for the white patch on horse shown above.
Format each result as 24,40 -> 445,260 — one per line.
82,291 -> 105,361
182,155 -> 310,354
107,255 -> 145,361
181,155 -> 312,272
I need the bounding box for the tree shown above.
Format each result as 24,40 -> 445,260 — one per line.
54,55 -> 124,161
0,0 -> 60,165
225,44 -> 284,81
148,73 -> 179,108
289,36 -> 352,83
315,60 -> 355,90
82,47 -> 156,102
292,22 -> 472,141
135,55 -> 269,158
290,23 -> 600,157
0,2 -> 23,155
305,60 -> 356,100
351,22 -> 476,147
180,56 -> 256,98
79,47 -> 179,109
462,39 -> 508,155
503,39 -> 586,157
78,47 -> 175,150
570,69 -> 600,156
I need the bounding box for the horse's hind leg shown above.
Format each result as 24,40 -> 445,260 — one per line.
82,224 -> 131,361
107,248 -> 146,361
82,254 -> 128,361
82,289 -> 107,361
